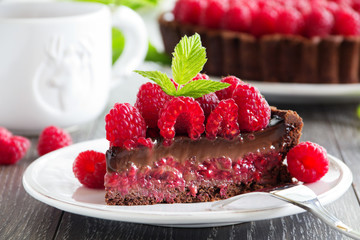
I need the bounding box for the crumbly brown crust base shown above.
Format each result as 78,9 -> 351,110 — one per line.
105,166 -> 292,206
159,13 -> 360,84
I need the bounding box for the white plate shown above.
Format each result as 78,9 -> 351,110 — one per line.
245,81 -> 360,104
23,138 -> 353,227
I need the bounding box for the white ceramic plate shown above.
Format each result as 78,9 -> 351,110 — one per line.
23,138 -> 353,227
245,81 -> 360,104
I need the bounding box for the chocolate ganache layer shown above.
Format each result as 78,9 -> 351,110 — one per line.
104,107 -> 303,205
106,107 -> 302,172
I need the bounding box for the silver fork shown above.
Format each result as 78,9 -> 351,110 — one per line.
212,184 -> 360,240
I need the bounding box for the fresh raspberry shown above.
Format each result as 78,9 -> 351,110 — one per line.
200,0 -> 228,29
294,1 -> 311,15
251,5 -> 279,37
173,0 -> 205,25
333,8 -> 360,36
223,1 -> 252,32
105,103 -> 146,148
0,127 -> 12,140
191,73 -> 219,119
286,142 -> 329,183
352,0 -> 360,12
192,73 -> 209,81
232,84 -> 271,132
135,82 -> 172,128
0,134 -> 30,165
303,7 -> 334,37
196,93 -> 219,120
215,76 -> 244,100
276,7 -> 304,35
37,126 -> 72,156
158,97 -> 205,142
73,150 -> 106,189
123,137 -> 154,151
206,99 -> 239,140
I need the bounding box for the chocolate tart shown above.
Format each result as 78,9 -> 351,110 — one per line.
159,13 -> 360,84
104,107 -> 303,206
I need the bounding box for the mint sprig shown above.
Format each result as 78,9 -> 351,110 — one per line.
135,33 -> 230,98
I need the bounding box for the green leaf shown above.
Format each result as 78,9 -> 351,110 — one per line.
145,42 -> 171,65
175,80 -> 230,98
172,33 -> 207,85
74,0 -> 161,10
134,70 -> 176,95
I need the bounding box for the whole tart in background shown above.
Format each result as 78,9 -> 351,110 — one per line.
159,0 -> 360,84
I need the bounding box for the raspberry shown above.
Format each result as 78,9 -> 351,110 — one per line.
232,83 -> 271,132
158,97 -> 205,142
304,7 -> 334,37
105,103 -> 146,148
192,73 -> 219,119
223,1 -> 252,32
215,76 -> 244,100
192,73 -> 209,81
0,127 -> 12,139
196,93 -> 219,120
135,82 -> 172,128
173,0 -> 204,24
0,132 -> 30,165
276,7 -> 304,35
251,5 -> 279,37
333,8 -> 360,36
123,137 -> 154,151
206,99 -> 239,140
286,142 -> 329,183
73,150 -> 106,189
200,0 -> 228,29
37,126 -> 72,156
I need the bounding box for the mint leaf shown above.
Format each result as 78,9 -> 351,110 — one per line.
134,70 -> 176,95
172,33 -> 207,85
176,80 -> 230,98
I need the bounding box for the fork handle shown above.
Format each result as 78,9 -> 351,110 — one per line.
271,195 -> 360,240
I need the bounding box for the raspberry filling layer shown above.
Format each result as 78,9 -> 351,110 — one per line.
105,116 -> 293,203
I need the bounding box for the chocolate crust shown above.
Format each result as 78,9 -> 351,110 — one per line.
105,166 -> 292,206
159,13 -> 360,84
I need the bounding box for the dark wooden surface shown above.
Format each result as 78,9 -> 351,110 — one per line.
1,101 -> 360,240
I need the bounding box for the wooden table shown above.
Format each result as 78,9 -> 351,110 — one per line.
1,98 -> 360,240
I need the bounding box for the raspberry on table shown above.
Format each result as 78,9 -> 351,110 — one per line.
333,7 -> 360,36
37,125 -> 72,156
158,97 -> 205,142
232,83 -> 271,132
105,103 -> 146,148
73,150 -> 106,189
135,82 -> 173,129
303,6 -> 334,37
0,129 -> 30,165
0,127 -> 12,140
286,141 -> 329,183
206,99 -> 239,140
215,76 -> 244,100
